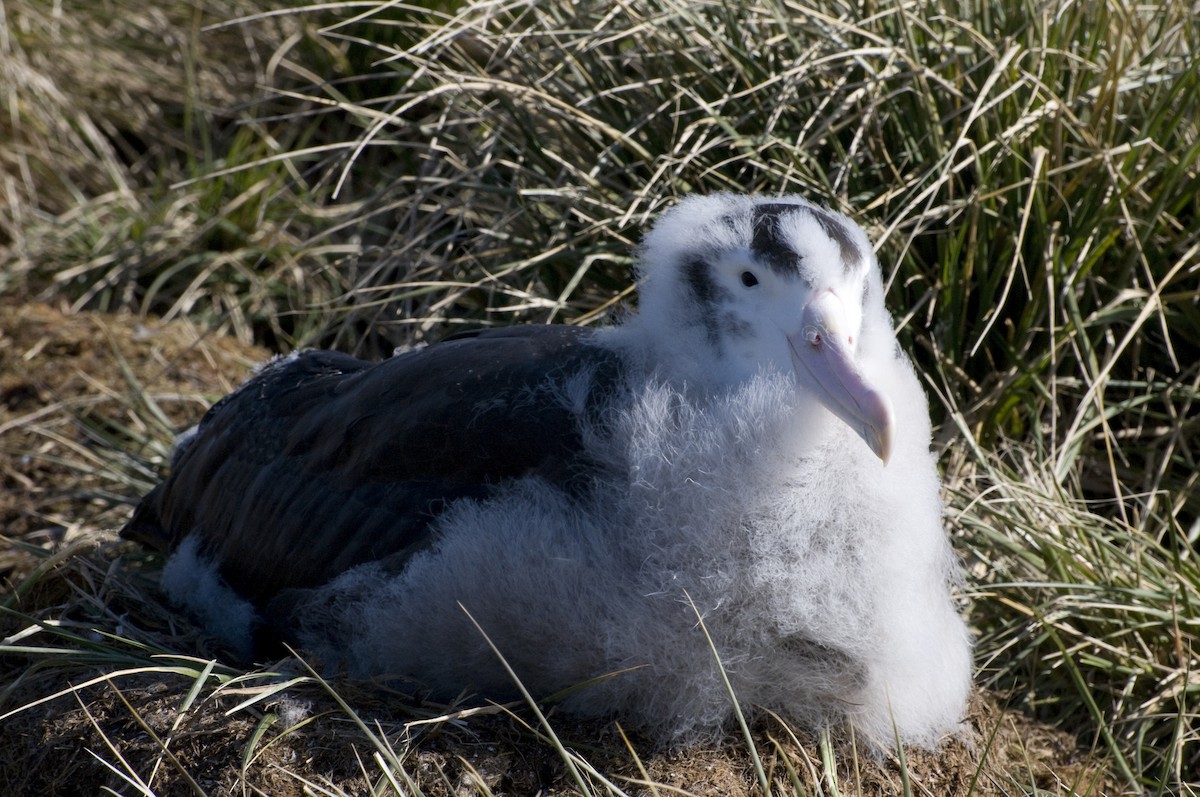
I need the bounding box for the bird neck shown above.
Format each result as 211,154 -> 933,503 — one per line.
599,315 -> 748,397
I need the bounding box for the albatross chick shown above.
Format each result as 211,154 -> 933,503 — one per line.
124,193 -> 972,749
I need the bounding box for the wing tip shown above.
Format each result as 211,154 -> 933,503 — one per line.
119,485 -> 173,553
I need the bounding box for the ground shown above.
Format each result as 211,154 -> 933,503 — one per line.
0,301 -> 1119,796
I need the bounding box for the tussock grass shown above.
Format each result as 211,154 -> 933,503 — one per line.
950,442 -> 1200,789
2,0 -> 1198,793
1,0 -> 359,346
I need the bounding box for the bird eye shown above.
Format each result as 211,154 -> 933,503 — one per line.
740,271 -> 759,288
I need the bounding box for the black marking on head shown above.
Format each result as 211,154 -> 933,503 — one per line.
720,310 -> 753,340
684,256 -> 718,305
808,207 -> 863,272
683,256 -> 727,344
750,204 -> 803,276
752,201 -> 863,275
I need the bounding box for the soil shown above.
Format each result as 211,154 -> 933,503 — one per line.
0,300 -> 1119,796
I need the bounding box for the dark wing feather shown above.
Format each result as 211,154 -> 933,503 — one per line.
122,325 -> 620,604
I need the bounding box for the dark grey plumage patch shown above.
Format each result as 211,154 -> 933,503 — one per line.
684,256 -> 718,305
778,635 -> 869,692
750,204 -> 802,276
751,202 -> 863,275
683,256 -> 728,344
807,207 -> 862,272
719,311 -> 753,340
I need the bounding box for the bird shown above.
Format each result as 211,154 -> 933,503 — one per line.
123,193 -> 972,749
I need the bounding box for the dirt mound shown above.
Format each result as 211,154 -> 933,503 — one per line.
0,300 -> 264,544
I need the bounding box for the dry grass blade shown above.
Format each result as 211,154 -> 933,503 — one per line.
457,603 -> 606,796
683,590 -> 771,796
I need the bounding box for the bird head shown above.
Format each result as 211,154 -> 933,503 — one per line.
633,194 -> 896,463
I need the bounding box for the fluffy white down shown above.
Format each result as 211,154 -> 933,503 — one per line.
161,535 -> 257,659
273,352 -> 971,749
